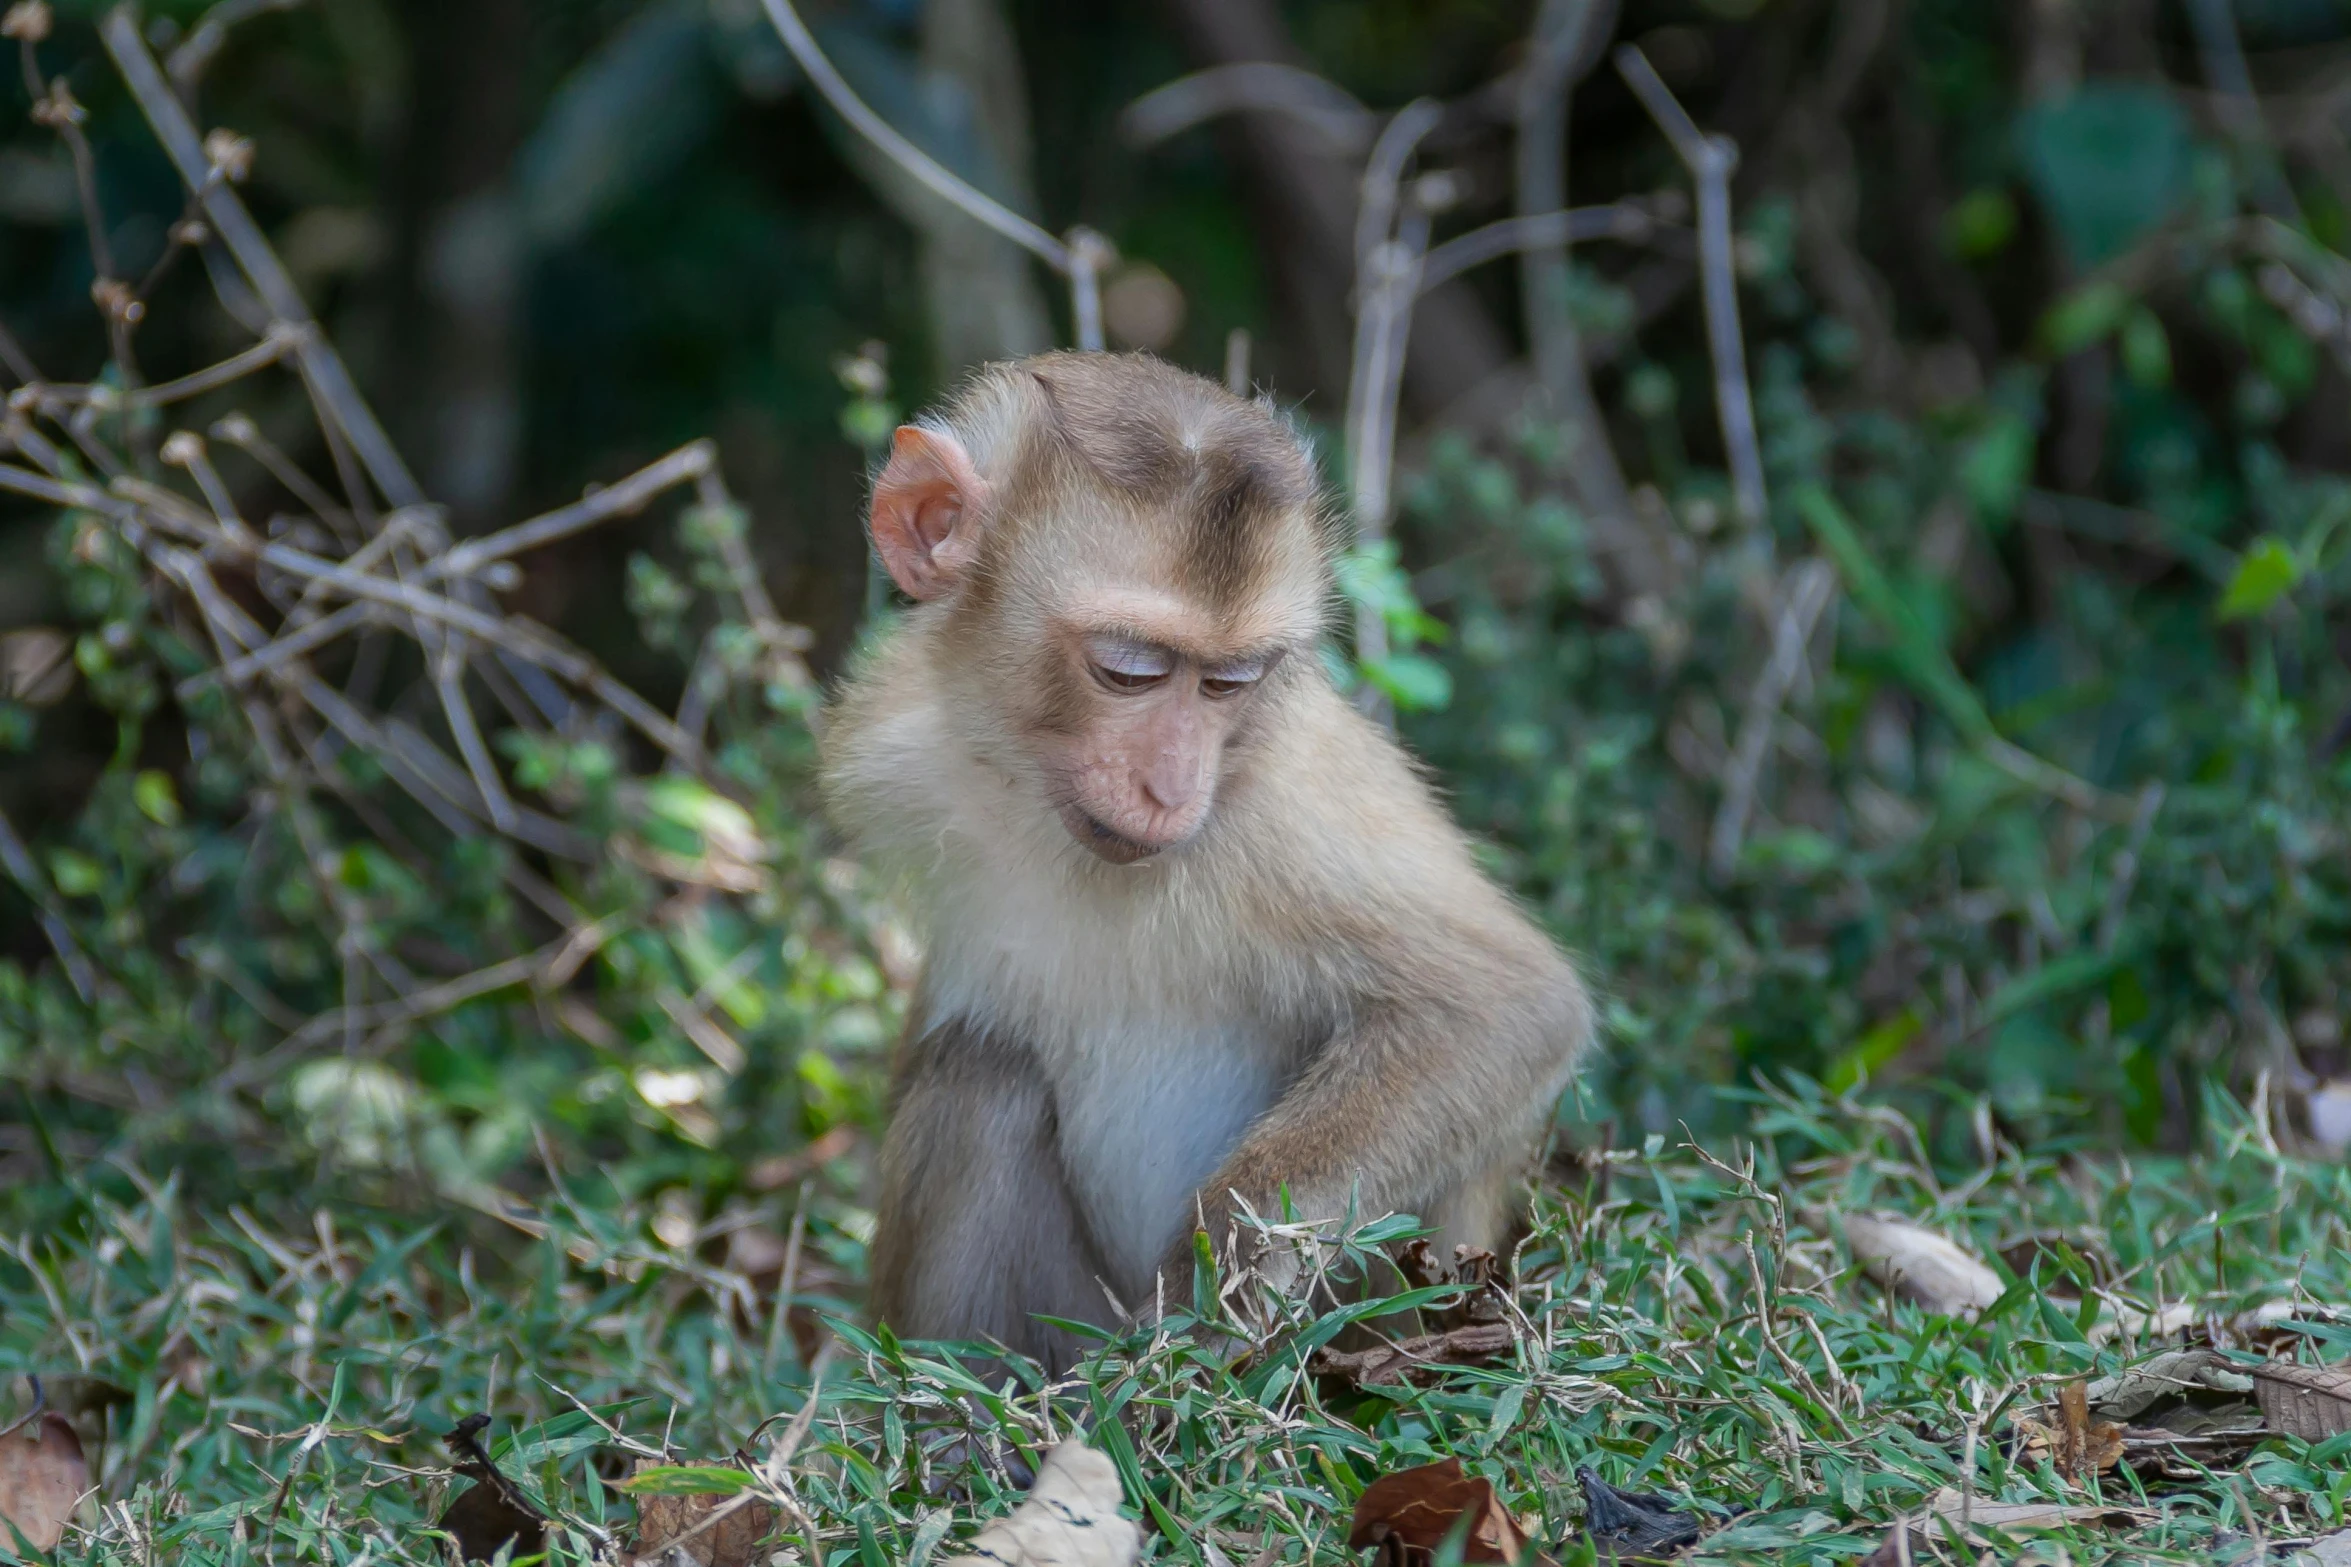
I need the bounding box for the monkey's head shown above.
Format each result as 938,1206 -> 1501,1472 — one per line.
865,353 -> 1332,865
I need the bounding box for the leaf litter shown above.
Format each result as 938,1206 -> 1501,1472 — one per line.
0,1397 -> 92,1554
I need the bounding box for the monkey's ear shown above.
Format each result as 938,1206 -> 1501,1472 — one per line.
871,426 -> 993,601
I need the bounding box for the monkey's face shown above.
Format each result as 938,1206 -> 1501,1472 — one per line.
1034,615 -> 1282,864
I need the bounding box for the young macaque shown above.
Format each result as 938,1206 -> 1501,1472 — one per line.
822,352 -> 1589,1369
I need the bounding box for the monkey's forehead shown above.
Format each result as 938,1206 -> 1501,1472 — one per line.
994,496 -> 1331,646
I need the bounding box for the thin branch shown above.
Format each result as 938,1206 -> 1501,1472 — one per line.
1417,204 -> 1660,293
432,442 -> 714,582
0,799 -> 99,1003
128,325 -> 295,407
752,0 -> 1067,271
2184,0 -> 2299,223
1119,62 -> 1374,155
100,5 -> 424,509
1617,43 -> 1768,529
1709,559 -> 1837,881
1518,0 -> 1639,570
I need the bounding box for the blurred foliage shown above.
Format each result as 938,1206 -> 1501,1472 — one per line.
1,0 -> 2350,1264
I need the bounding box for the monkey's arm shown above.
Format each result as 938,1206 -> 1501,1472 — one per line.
1176,932 -> 1586,1277
1162,710 -> 1593,1290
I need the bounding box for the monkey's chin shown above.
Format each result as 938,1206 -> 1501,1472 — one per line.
1059,805 -> 1168,865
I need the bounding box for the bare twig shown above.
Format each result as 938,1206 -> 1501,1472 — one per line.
100,6 -> 423,510
2096,782 -> 2166,954
1341,100 -> 1451,722
1518,0 -> 1639,558
432,441 -> 715,583
1120,62 -> 1374,155
1709,559 -> 1837,881
754,0 -> 1064,267
1617,43 -> 1768,529
2184,0 -> 2299,223
0,799 -> 98,1003
1417,204 -> 1659,294
167,0 -> 304,95
1066,226 -> 1112,353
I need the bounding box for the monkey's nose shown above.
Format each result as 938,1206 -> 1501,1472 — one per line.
1140,755 -> 1199,811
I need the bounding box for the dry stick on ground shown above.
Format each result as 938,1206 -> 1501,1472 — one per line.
1616,43 -> 1768,533
753,0 -> 1107,349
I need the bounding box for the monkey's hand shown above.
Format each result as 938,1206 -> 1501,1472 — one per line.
1150,1187 -> 1331,1326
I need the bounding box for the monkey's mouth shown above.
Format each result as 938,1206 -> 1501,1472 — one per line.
1059,805 -> 1163,865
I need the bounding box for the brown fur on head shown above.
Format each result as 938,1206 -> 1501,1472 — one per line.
865,352 -> 1336,863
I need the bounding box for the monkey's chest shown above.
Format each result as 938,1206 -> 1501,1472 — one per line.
1044,1022 -> 1285,1299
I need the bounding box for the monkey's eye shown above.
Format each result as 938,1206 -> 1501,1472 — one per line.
1089,640 -> 1172,692
1201,656 -> 1270,699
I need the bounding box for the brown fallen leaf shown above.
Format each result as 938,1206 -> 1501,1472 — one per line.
2115,1424 -> 2264,1479
1393,1243 -> 1510,1329
438,1414 -> 548,1563
0,1408 -> 92,1553
629,1462 -> 779,1567
1312,1322 -> 1517,1387
1901,1487 -> 2146,1548
1841,1213 -> 2004,1317
2251,1360 -> 2351,1441
2013,1382 -> 2124,1480
2083,1347 -> 2255,1422
941,1438 -> 1138,1567
1347,1458 -> 1545,1567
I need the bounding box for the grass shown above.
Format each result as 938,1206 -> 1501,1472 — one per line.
3,1080 -> 2348,1567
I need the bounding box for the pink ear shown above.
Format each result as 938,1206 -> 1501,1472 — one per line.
870,425 -> 992,601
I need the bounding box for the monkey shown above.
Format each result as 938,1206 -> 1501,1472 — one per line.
820,352 -> 1591,1371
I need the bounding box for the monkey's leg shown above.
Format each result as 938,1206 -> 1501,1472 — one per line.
868,1021 -> 1115,1372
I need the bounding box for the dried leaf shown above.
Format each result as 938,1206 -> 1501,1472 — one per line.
1574,1468 -> 1700,1563
629,1460 -> 778,1567
1391,1243 -> 1511,1328
1346,1457 -> 1543,1567
2057,1381 -> 2124,1479
1841,1213 -> 2004,1317
1903,1487 -> 2145,1547
438,1415 -> 548,1563
1312,1322 -> 1516,1387
0,1409 -> 91,1552
941,1438 -> 1137,1567
2115,1424 -> 2263,1479
2082,1347 -> 2253,1422
2252,1361 -> 2351,1442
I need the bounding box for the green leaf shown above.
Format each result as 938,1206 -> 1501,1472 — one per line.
2038,281 -> 2132,357
132,769 -> 181,826
617,1465 -> 756,1496
2215,537 -> 2300,621
1796,486 -> 1993,744
2119,306 -> 2172,387
1959,411 -> 2038,525
2016,84 -> 2191,268
48,848 -> 102,898
1362,652 -> 1452,713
